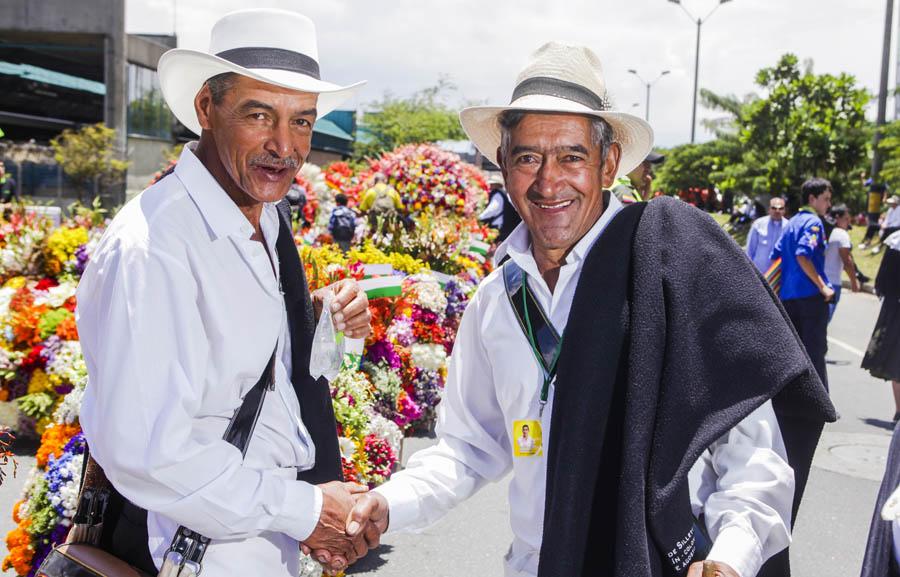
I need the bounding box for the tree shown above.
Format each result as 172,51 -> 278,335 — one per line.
738,54 -> 870,206
50,123 -> 129,201
877,120 -> 900,192
354,79 -> 467,159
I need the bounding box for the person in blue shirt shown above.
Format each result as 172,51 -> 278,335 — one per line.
746,196 -> 789,273
772,177 -> 834,390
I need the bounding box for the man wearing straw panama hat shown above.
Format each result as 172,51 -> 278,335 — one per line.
335,42 -> 834,577
76,9 -> 373,576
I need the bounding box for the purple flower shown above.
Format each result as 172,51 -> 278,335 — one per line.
74,244 -> 90,276
365,339 -> 401,371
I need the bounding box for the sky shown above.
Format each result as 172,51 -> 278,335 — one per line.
127,0 -> 895,148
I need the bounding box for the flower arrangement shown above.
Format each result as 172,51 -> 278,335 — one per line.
3,142 -> 500,576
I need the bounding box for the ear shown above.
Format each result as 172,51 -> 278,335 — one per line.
195,83 -> 215,131
601,142 -> 622,189
496,146 -> 507,181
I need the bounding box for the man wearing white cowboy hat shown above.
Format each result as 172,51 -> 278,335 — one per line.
76,9 -> 374,576
335,42 -> 834,577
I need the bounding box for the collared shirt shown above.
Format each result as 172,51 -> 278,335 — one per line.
77,144 -> 322,577
376,195 -> 793,577
746,215 -> 788,273
772,209 -> 829,301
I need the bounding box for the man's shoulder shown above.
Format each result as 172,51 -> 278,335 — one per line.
100,176 -> 197,255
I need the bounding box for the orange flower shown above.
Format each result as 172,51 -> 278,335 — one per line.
55,315 -> 79,340
36,423 -> 81,468
3,519 -> 33,575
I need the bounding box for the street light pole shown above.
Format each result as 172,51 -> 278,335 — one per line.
668,0 -> 734,143
691,17 -> 701,143
872,0 -> 894,181
628,69 -> 671,122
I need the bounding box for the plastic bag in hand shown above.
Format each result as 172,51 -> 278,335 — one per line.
309,291 -> 345,381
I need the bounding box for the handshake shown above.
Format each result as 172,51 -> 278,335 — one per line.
300,481 -> 390,575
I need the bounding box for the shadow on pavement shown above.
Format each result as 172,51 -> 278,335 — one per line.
347,544 -> 393,573
826,359 -> 851,366
861,417 -> 897,431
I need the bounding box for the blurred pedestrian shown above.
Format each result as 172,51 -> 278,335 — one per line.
478,173 -> 521,243
861,182 -> 888,250
824,204 -> 860,322
611,151 -> 664,204
360,173 -> 402,233
771,177 -> 833,390
873,196 -> 900,255
328,193 -> 356,252
746,196 -> 788,273
0,162 -> 17,203
862,230 -> 900,421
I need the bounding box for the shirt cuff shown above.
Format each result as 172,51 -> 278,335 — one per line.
270,481 -> 323,542
373,480 -> 421,534
707,524 -> 763,577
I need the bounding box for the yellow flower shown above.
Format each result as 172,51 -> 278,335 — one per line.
3,277 -> 26,290
27,369 -> 51,395
45,226 -> 89,273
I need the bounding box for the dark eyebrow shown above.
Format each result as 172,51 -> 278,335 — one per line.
510,144 -> 591,156
239,100 -> 275,113
510,145 -> 541,156
237,102 -> 317,119
561,144 -> 590,155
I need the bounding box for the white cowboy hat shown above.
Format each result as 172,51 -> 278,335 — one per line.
459,42 -> 653,177
157,9 -> 365,136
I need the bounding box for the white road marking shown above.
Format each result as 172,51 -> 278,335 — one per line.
828,336 -> 866,358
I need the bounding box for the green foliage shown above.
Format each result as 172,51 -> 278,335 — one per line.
50,123 -> 129,200
68,196 -> 110,227
878,120 -> 900,192
739,54 -> 870,204
354,79 -> 467,159
657,54 -> 870,208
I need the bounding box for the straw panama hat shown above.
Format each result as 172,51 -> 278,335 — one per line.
459,42 -> 654,177
157,9 -> 365,136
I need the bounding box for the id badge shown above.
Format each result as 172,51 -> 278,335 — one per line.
512,419 -> 543,457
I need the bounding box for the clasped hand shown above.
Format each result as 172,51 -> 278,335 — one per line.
301,482 -> 389,575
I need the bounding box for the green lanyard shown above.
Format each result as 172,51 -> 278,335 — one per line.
520,275 -> 563,417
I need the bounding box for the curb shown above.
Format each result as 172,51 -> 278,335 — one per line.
842,279 -> 876,295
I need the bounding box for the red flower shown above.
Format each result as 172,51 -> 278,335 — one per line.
34,278 -> 59,291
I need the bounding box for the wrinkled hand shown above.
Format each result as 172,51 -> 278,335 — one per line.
686,560 -> 741,577
302,491 -> 389,575
301,482 -> 368,574
312,279 -> 371,340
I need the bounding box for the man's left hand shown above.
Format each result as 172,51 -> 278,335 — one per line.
313,279 -> 372,339
686,560 -> 741,577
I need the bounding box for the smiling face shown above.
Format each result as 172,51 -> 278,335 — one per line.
521,425 -> 530,438
498,113 -> 620,267
195,75 -> 318,206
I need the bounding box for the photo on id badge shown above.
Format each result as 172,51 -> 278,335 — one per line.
513,420 -> 542,457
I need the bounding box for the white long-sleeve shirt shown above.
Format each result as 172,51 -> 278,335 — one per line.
77,144 -> 322,577
376,195 -> 794,577
746,215 -> 788,273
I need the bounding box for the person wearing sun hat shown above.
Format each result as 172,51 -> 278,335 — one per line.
75,9 -> 375,576
330,42 -> 834,577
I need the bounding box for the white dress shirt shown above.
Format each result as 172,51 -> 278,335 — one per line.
746,215 -> 788,273
376,195 -> 793,577
77,144 -> 323,577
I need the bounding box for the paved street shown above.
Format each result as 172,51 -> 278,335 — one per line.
0,290 -> 891,576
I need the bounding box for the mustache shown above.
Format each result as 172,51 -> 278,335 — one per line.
249,154 -> 300,169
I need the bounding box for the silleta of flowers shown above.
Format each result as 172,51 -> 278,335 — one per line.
2,144 -> 492,577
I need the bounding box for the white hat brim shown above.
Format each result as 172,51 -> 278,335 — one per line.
459,95 -> 654,178
158,49 -> 366,136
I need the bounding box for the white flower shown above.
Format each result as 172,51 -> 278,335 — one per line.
53,378 -> 86,425
364,412 -> 403,456
409,276 -> 447,314
410,343 -> 447,372
338,437 -> 357,460
34,281 -> 78,308
0,286 -> 17,317
0,400 -> 21,429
